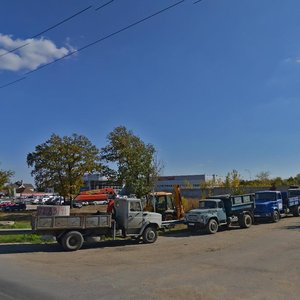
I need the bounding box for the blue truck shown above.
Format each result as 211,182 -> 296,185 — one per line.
185,194 -> 255,234
254,190 -> 300,222
282,187 -> 300,216
254,191 -> 284,222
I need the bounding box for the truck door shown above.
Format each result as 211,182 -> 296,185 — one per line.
217,201 -> 227,223
277,192 -> 283,213
127,201 -> 144,234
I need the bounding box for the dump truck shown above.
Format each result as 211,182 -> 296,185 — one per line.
185,194 -> 255,234
254,191 -> 283,222
283,187 -> 300,216
0,197 -> 162,251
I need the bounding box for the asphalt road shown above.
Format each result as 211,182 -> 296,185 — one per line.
0,217 -> 299,300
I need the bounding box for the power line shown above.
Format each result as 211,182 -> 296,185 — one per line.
95,0 -> 114,11
0,77 -> 26,89
25,0 -> 185,76
0,5 -> 92,59
1,0 -> 186,89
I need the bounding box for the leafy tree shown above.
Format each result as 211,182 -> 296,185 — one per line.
224,169 -> 244,195
293,173 -> 300,186
101,126 -> 162,197
255,171 -> 271,186
27,134 -> 102,200
0,164 -> 14,190
200,177 -> 223,198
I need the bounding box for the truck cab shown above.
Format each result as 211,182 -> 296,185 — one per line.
254,191 -> 283,222
144,192 -> 176,221
114,198 -> 162,242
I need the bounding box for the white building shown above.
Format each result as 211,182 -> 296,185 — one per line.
155,174 -> 206,191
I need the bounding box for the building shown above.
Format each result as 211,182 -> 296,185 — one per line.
82,174 -> 122,191
155,174 -> 206,191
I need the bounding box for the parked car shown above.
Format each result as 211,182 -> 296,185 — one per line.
73,202 -> 83,209
3,202 -> 26,212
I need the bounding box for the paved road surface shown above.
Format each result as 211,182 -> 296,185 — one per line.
0,217 -> 299,300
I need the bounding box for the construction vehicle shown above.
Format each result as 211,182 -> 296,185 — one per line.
75,188 -> 116,203
0,197 -> 162,251
144,185 -> 185,221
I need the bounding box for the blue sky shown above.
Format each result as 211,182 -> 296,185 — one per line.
1,0 -> 300,184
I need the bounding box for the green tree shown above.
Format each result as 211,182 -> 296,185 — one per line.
255,171 -> 271,186
224,169 -> 244,195
101,126 -> 162,197
0,164 -> 14,190
27,134 -> 102,200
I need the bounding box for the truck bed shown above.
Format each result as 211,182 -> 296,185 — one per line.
32,214 -> 112,231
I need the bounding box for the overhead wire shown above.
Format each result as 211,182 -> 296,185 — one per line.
0,5 -> 92,58
0,77 -> 26,89
95,0 -> 114,11
25,0 -> 185,76
1,0 -> 186,89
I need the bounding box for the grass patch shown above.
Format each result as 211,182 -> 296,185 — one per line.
159,223 -> 188,235
0,219 -> 49,244
0,234 -> 46,244
0,220 -> 31,229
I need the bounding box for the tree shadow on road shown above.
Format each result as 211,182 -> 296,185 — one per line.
283,225 -> 300,231
0,238 -> 145,254
0,243 -> 62,254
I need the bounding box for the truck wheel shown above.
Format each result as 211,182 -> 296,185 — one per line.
271,211 -> 280,223
142,226 -> 157,243
293,206 -> 300,217
61,231 -> 84,251
206,219 -> 218,234
239,214 -> 252,228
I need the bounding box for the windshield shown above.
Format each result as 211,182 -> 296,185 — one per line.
199,201 -> 217,209
255,192 -> 276,201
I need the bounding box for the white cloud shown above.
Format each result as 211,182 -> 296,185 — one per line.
0,34 -> 72,72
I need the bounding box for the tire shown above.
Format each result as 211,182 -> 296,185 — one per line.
293,206 -> 300,217
206,219 -> 218,234
239,214 -> 252,229
61,231 -> 84,251
142,226 -> 158,244
271,211 -> 280,223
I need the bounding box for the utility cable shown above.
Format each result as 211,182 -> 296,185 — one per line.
0,77 -> 26,89
1,0 -> 186,89
95,0 -> 114,11
25,0 -> 185,76
0,5 -> 92,58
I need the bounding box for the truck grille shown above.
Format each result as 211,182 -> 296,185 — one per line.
187,215 -> 198,222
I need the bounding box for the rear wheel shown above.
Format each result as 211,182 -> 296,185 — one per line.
239,214 -> 252,228
61,231 -> 84,251
271,211 -> 280,223
293,206 -> 300,217
206,219 -> 218,234
142,226 -> 157,243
